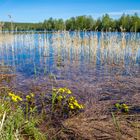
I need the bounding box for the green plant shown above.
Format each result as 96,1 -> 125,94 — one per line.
51,87 -> 84,116
0,90 -> 45,140
111,112 -> 121,139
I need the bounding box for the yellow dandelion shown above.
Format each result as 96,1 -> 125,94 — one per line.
30,93 -> 34,97
66,89 -> 72,94
57,95 -> 63,101
69,104 -> 74,109
79,105 -> 84,109
73,101 -> 79,107
26,95 -> 31,99
69,96 -> 75,101
53,88 -> 57,92
17,96 -> 22,101
8,92 -> 22,102
8,92 -> 14,97
64,88 -> 72,94
58,88 -> 65,93
12,96 -> 18,102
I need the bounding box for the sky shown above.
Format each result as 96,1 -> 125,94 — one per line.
0,0 -> 140,22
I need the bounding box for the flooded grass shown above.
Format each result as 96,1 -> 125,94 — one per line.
0,31 -> 140,139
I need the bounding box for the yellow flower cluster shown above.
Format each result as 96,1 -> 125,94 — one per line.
115,103 -> 129,113
26,93 -> 34,101
68,96 -> 84,110
53,87 -> 72,94
57,95 -> 64,102
52,87 -> 84,111
8,92 -> 22,102
53,88 -> 71,102
121,103 -> 129,112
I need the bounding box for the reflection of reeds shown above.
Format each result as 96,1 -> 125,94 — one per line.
0,31 -> 139,77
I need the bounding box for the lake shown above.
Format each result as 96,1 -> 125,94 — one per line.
0,31 -> 140,123
0,31 -> 140,85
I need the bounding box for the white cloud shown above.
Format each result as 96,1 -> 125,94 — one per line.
107,10 -> 140,17
126,10 -> 140,14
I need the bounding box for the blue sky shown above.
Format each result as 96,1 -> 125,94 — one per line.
0,0 -> 140,22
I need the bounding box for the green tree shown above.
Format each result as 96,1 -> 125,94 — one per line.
101,14 -> 113,31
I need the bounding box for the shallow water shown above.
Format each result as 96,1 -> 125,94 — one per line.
0,31 -> 139,81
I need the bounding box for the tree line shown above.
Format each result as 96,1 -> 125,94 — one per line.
1,13 -> 140,32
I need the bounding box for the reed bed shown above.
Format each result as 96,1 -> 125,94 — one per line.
0,31 -> 139,73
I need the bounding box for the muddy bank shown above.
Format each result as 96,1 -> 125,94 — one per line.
2,72 -> 138,139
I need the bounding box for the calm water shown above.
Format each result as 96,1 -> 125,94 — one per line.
0,31 -> 140,81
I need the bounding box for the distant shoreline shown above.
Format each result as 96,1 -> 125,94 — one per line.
0,13 -> 140,32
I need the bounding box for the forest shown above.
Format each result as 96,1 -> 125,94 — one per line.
1,13 -> 140,32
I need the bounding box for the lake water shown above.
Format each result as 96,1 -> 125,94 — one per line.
0,31 -> 140,83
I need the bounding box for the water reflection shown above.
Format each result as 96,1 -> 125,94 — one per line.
0,31 -> 139,79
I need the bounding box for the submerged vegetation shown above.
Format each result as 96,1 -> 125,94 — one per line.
1,13 -> 140,32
